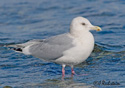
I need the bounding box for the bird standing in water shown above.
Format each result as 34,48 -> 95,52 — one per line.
6,17 -> 101,78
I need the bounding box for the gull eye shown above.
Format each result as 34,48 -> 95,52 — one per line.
81,23 -> 86,25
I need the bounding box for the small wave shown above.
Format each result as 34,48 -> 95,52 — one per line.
95,43 -> 125,53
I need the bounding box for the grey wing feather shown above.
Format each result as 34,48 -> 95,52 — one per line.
29,33 -> 74,61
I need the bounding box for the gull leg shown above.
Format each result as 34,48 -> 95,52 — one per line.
71,65 -> 88,76
62,64 -> 66,78
71,65 -> 75,75
71,66 -> 88,76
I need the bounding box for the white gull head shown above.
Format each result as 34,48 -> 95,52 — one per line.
70,16 -> 101,36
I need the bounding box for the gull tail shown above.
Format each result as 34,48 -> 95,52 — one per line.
5,44 -> 26,53
5,39 -> 43,54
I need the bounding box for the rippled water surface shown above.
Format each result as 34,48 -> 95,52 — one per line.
0,0 -> 125,88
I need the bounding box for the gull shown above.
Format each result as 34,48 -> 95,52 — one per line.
6,16 -> 101,77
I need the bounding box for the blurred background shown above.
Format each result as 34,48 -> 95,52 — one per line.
0,0 -> 125,88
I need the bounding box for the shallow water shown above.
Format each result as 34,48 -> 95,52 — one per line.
0,0 -> 125,88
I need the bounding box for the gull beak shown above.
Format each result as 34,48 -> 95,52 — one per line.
91,26 -> 102,31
